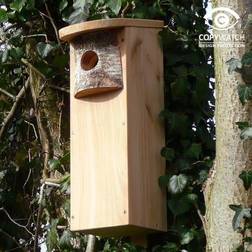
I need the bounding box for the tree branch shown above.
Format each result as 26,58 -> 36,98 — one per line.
0,88 -> 15,100
23,33 -> 48,42
33,181 -> 60,251
47,84 -> 69,93
0,208 -> 34,236
21,58 -> 46,79
44,2 -> 65,53
0,228 -> 22,249
29,69 -> 50,179
0,78 -> 29,141
86,235 -> 96,252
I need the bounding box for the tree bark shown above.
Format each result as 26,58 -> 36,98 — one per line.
204,0 -> 252,251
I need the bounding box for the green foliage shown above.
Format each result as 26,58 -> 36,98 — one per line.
180,228 -> 196,245
10,0 -> 26,12
168,193 -> 198,216
36,42 -> 58,58
238,85 -> 252,105
226,58 -> 242,74
240,127 -> 252,140
0,0 -> 214,251
168,174 -> 188,194
46,219 -> 60,251
239,171 -> 252,191
242,52 -> 252,66
229,205 -> 251,231
107,0 -> 122,15
236,121 -> 250,130
59,230 -> 72,249
161,147 -> 175,161
236,121 -> 252,140
228,21 -> 252,250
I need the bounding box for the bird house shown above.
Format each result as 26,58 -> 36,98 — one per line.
59,18 -> 167,236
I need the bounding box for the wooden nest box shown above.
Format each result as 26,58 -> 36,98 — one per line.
59,18 -> 167,236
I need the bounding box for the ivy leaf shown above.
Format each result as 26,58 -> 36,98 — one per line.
63,199 -> 70,216
60,174 -> 70,193
60,152 -> 70,166
185,143 -> 202,160
0,9 -> 8,23
168,174 -> 188,194
230,205 -> 251,231
239,171 -> 252,190
10,0 -> 27,12
226,58 -> 242,74
59,230 -> 72,249
9,47 -> 23,59
242,52 -> 252,66
240,127 -> 252,140
244,237 -> 252,244
168,193 -> 196,216
36,42 -> 57,58
26,0 -> 35,9
158,175 -> 170,188
186,193 -> 198,203
66,8 -> 89,24
59,0 -> 68,12
236,121 -> 249,130
1,49 -> 9,63
238,85 -> 252,105
160,147 -> 175,161
73,0 -> 92,9
175,158 -> 191,171
247,14 -> 252,25
48,159 -> 61,171
46,219 -> 59,251
197,169 -> 209,184
162,242 -> 179,252
180,229 -> 195,245
171,77 -> 188,98
66,0 -> 92,24
107,0 -> 122,15
0,170 -> 7,180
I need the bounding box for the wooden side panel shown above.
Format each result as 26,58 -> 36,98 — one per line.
125,27 -> 167,232
70,29 -> 129,232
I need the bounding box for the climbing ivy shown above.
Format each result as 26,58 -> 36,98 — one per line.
225,16 -> 252,252
0,0 -> 214,251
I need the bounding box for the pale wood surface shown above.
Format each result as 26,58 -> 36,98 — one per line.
125,27 -> 166,232
59,18 -> 164,42
70,26 -> 166,235
70,30 -> 129,232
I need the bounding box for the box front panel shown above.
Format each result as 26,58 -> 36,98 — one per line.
70,30 -> 129,232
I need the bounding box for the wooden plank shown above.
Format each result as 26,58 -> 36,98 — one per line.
59,18 -> 164,42
125,27 -> 167,232
70,29 -> 130,232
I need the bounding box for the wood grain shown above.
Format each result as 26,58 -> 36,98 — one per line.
59,18 -> 164,42
125,27 -> 166,232
70,29 -> 129,233
69,25 -> 166,236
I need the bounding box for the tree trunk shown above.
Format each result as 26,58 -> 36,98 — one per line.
25,41 -> 65,179
204,0 -> 252,251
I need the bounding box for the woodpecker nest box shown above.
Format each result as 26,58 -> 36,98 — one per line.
59,18 -> 167,236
